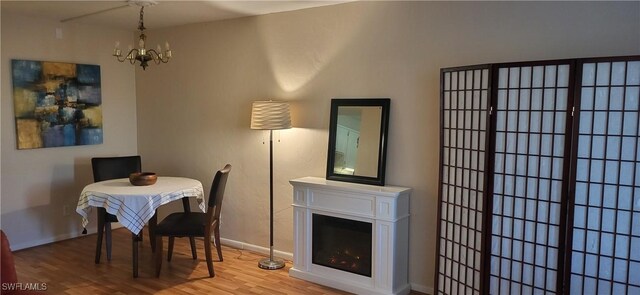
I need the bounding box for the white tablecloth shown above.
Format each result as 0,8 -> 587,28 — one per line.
76,176 -> 205,234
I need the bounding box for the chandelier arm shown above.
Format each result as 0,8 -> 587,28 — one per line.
147,49 -> 169,64
128,49 -> 140,62
114,55 -> 129,62
147,49 -> 159,58
115,48 -> 141,64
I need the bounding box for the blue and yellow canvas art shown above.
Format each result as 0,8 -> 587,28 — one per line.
12,59 -> 103,149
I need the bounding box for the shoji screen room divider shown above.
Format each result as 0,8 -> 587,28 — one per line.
435,56 -> 640,295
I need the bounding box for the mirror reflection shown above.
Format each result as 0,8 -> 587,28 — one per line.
333,106 -> 382,177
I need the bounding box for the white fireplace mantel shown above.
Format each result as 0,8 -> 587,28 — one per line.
289,177 -> 411,295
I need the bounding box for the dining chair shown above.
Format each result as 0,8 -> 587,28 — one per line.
154,164 -> 231,277
91,155 -> 141,264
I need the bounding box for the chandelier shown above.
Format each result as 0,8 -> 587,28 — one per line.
113,1 -> 171,70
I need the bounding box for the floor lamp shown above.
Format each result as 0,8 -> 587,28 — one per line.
251,100 -> 291,270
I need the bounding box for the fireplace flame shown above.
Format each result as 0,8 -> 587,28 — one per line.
326,248 -> 366,271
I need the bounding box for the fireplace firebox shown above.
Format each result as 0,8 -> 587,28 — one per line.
290,177 -> 411,295
312,214 -> 372,277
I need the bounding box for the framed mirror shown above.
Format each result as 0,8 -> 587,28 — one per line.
326,98 -> 390,186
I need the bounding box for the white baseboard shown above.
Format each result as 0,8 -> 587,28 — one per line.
410,283 -> 433,294
11,231 -> 83,251
9,223 -> 125,251
219,237 -> 293,261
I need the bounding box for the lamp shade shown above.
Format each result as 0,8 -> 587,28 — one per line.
250,101 -> 292,130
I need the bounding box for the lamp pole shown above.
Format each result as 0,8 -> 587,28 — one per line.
259,129 -> 285,269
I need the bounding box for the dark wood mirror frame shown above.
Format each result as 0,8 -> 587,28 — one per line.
326,98 -> 390,186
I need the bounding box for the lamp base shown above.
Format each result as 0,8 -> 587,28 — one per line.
258,257 -> 285,270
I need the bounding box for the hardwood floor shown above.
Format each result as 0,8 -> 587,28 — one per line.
11,228 -> 421,294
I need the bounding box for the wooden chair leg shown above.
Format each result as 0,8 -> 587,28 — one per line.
149,212 -> 157,252
132,233 -> 139,278
181,197 -> 197,260
95,208 -> 104,264
189,237 -> 197,259
105,222 -> 112,261
155,235 -> 163,277
204,235 -> 214,277
167,237 -> 175,262
214,224 -> 223,262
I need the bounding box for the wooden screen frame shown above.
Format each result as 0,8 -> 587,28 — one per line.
435,65 -> 493,295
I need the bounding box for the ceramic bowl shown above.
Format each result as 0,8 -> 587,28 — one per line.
129,172 -> 157,186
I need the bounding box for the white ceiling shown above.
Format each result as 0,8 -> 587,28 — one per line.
1,0 -> 350,30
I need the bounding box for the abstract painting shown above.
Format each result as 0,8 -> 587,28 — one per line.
12,59 -> 103,149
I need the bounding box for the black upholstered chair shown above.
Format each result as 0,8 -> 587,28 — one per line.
91,156 -> 141,263
154,164 -> 231,277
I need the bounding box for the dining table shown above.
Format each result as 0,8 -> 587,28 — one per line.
76,176 -> 205,277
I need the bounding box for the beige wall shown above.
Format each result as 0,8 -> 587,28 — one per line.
135,1 -> 639,292
0,13 -> 138,248
0,1 -> 638,293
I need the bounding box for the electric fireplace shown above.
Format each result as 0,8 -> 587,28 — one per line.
290,177 -> 411,295
312,214 -> 372,277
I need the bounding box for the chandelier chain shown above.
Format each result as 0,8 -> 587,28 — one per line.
138,6 -> 145,31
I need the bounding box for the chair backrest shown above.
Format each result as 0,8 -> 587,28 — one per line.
207,164 -> 232,224
91,156 -> 142,182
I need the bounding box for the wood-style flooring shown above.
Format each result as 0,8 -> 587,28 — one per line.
11,228 -> 420,294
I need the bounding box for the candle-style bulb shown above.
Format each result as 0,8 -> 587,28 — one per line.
165,41 -> 170,50
115,41 -> 120,48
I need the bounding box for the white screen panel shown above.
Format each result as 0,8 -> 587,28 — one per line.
490,63 -> 571,294
570,59 -> 640,294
